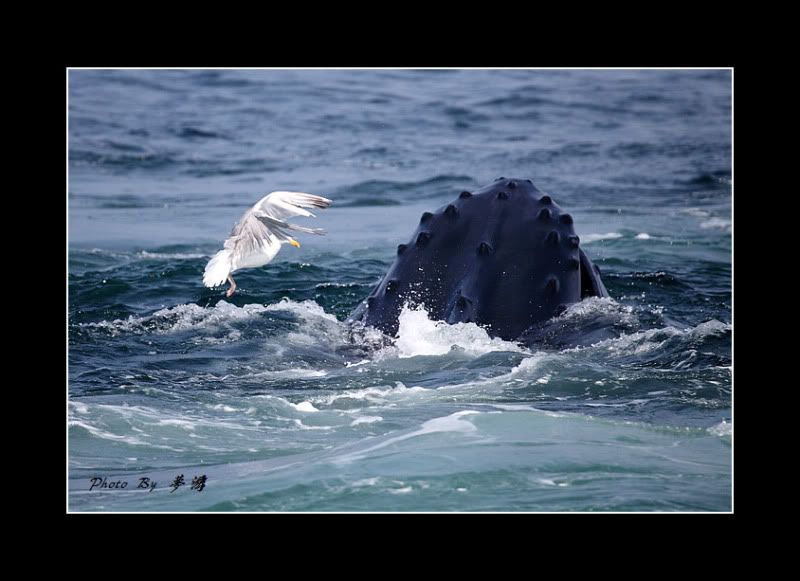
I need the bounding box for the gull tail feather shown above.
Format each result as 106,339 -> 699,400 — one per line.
203,249 -> 232,287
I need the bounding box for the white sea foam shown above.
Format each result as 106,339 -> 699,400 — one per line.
680,207 -> 711,218
582,232 -> 623,243
254,368 -> 328,379
486,403 -> 566,419
537,478 -> 569,487
69,419 -> 131,441
251,394 -> 328,414
314,382 -> 428,407
509,353 -> 550,377
334,410 -> 481,464
81,298 -> 354,354
635,233 -> 651,240
292,419 -> 332,431
69,419 -> 184,450
315,282 -> 363,289
69,401 -> 89,414
264,298 -> 339,323
316,352 -> 554,411
557,296 -> 637,326
708,420 -> 732,437
391,304 -> 525,358
193,330 -> 243,345
685,319 -> 731,338
400,410 -> 479,435
489,404 -> 538,412
264,298 -> 354,349
345,359 -> 371,368
83,301 -> 268,336
568,318 -> 730,356
700,217 -> 732,231
157,419 -> 196,429
388,486 -> 413,494
291,401 -> 319,413
350,415 -> 383,426
137,251 -> 207,260
69,401 -> 267,448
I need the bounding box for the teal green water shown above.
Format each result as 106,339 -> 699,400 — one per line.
69,69 -> 731,511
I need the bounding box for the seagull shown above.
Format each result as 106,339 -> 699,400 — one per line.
203,191 -> 332,297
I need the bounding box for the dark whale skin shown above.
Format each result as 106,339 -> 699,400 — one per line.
348,178 -> 608,342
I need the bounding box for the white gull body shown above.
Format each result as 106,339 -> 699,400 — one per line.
203,191 -> 332,296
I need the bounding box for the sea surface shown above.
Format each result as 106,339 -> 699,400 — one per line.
68,69 -> 732,511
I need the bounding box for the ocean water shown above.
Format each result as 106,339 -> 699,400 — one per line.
68,69 -> 732,512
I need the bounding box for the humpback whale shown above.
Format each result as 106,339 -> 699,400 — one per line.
347,178 -> 609,344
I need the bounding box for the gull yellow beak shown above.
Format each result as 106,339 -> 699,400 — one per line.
290,240 -> 301,248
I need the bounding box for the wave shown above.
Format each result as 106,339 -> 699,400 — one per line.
172,126 -> 227,140
581,232 -> 624,243
561,297 -> 636,325
700,218 -> 732,231
76,296 -> 729,402
578,319 -> 730,354
81,301 -> 269,336
708,420 -> 732,437
687,172 -> 732,187
71,246 -> 210,266
68,396 -> 347,455
69,149 -> 179,171
519,297 -> 638,348
312,382 -> 428,407
81,295 -> 534,359
136,251 -> 208,260
561,318 -> 731,372
351,416 -> 383,426
336,175 -> 476,205
333,410 -> 482,464
334,198 -> 403,207
675,208 -> 731,233
264,298 -> 339,324
68,416 -> 186,452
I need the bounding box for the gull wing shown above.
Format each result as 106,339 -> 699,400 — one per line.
253,191 -> 332,222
